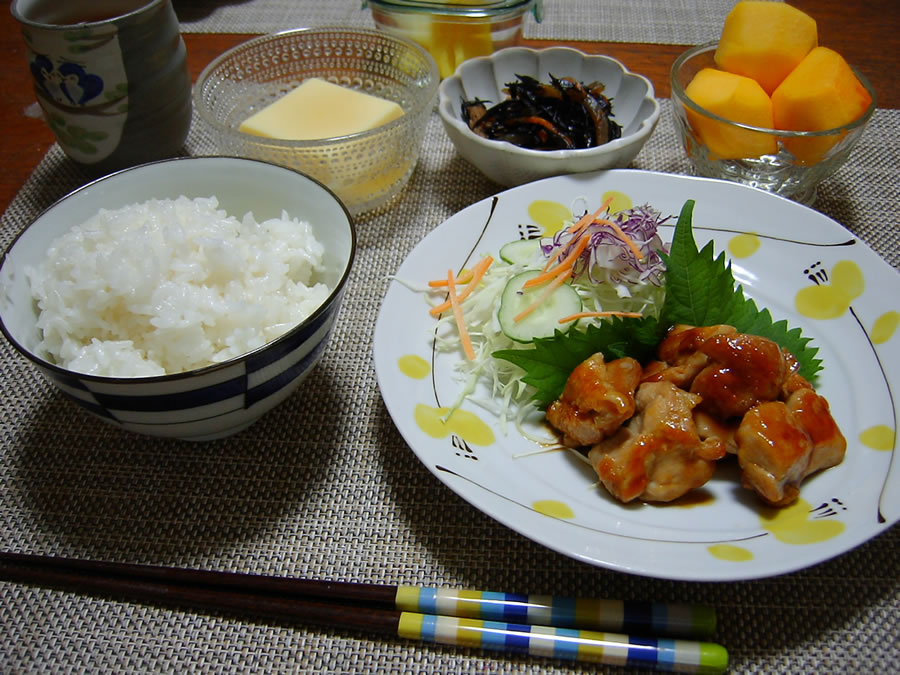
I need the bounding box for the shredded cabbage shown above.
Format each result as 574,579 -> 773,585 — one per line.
424,203 -> 670,431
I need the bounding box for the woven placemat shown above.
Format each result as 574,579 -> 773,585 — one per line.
1,103 -> 898,673
176,0 -> 746,46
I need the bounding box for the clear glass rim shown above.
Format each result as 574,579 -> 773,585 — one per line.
364,0 -> 538,19
192,27 -> 440,149
669,42 -> 877,138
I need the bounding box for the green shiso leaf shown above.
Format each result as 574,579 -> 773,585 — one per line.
661,200 -> 821,381
658,200 -> 747,328
493,316 -> 663,409
493,199 -> 822,408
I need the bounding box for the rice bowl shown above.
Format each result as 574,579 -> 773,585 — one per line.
0,156 -> 356,441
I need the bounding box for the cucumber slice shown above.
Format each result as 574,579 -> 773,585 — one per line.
498,270 -> 582,343
499,238 -> 543,265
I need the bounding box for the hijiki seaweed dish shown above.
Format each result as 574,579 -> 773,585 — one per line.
461,75 -> 623,151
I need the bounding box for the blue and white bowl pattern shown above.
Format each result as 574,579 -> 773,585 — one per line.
34,288 -> 343,441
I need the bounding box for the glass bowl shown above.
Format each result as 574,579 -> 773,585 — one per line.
193,28 -> 439,215
365,0 -> 542,78
670,42 -> 877,205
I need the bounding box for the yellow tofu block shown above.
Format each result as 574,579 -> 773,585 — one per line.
239,78 -> 404,141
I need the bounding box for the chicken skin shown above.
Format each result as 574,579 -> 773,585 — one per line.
785,386 -> 847,477
644,326 -> 790,419
736,388 -> 846,506
588,381 -> 727,503
642,324 -> 736,388
546,354 -> 642,447
736,401 -> 812,506
690,332 -> 789,419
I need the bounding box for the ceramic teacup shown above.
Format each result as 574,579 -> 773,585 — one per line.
11,0 -> 192,173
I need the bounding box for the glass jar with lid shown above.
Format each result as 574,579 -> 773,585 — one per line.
363,0 -> 543,78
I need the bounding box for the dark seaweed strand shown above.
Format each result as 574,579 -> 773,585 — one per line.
460,74 -> 621,150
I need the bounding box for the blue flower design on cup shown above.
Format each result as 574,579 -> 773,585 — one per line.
14,0 -> 191,170
30,54 -> 104,106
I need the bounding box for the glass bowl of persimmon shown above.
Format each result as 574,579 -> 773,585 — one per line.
669,1 -> 876,205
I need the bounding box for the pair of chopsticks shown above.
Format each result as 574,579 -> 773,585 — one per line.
0,551 -> 727,673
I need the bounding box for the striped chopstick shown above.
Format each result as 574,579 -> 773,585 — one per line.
0,552 -> 727,673
396,586 -> 717,638
0,551 -> 714,637
397,613 -> 728,672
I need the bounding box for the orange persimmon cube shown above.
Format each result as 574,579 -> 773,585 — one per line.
684,68 -> 777,160
771,46 -> 874,163
714,1 -> 818,95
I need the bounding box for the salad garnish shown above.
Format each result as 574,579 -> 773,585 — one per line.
418,198 -> 821,426
495,200 -> 822,407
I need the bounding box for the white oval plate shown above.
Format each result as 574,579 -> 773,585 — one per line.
373,169 -> 899,581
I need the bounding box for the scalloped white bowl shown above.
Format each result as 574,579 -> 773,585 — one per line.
438,47 -> 660,187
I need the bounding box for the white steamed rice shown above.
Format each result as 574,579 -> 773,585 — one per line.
26,196 -> 331,377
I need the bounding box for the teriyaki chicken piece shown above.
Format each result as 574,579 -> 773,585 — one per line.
545,323 -> 846,507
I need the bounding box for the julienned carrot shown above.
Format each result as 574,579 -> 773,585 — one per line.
603,218 -> 645,261
429,256 -> 494,316
512,199 -> 647,321
565,205 -> 605,237
533,217 -> 643,292
513,265 -> 572,323
540,207 -> 602,273
566,195 -> 614,236
523,233 -> 591,289
537,199 -> 612,278
518,116 -> 575,146
428,268 -> 473,288
446,269 -> 475,360
557,310 -> 643,324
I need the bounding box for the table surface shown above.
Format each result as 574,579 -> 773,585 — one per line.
2,0 -> 899,214
2,1 -> 898,673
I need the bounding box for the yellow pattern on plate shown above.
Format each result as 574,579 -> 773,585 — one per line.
707,544 -> 754,562
527,200 -> 571,237
871,310 -> 900,344
728,232 -> 761,258
532,500 -> 575,519
859,425 -> 895,451
795,260 -> 864,319
759,498 -> 845,544
414,403 -> 495,446
602,190 -> 632,214
398,354 -> 431,379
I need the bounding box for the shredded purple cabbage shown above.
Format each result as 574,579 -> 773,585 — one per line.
541,204 -> 670,286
